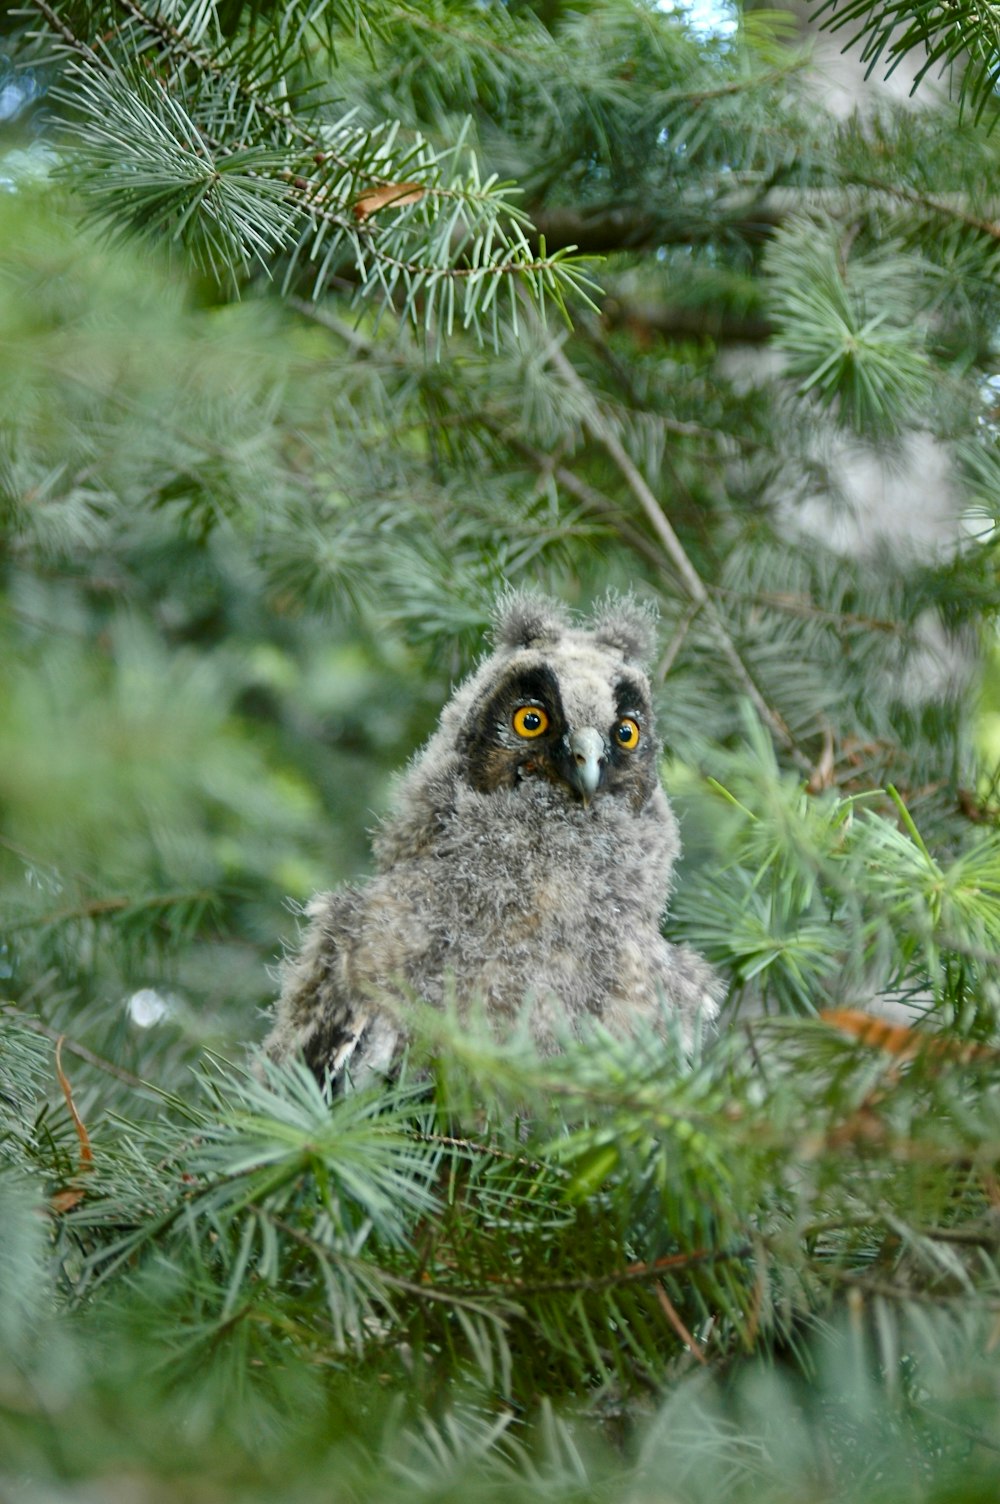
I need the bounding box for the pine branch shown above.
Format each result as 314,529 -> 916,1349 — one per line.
816,0 -> 1000,120
25,0 -> 597,323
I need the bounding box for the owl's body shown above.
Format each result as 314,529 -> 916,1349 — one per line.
265,593 -> 719,1086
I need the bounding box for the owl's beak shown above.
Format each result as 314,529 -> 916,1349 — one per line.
565,726 -> 608,804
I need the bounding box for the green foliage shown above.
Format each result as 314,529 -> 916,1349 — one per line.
668,721 -> 1000,1018
5,0 -> 1000,1497
5,979 -> 1000,1496
13,0 -> 597,322
817,0 -> 1000,121
766,220 -> 934,435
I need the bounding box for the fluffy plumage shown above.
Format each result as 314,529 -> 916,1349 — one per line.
265,591 -> 720,1086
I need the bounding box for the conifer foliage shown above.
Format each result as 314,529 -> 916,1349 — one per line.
4,0 -> 1000,1498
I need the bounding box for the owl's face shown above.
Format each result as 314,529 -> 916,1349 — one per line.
459,639 -> 658,812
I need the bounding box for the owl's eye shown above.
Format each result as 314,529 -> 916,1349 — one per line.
615,717 -> 641,750
513,705 -> 549,738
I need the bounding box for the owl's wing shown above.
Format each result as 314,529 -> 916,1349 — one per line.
264,889 -> 400,1091
651,939 -> 723,1038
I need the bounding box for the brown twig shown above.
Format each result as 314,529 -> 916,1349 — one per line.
55,1035 -> 93,1168
50,1035 -> 95,1212
655,1280 -> 708,1363
472,1243 -> 753,1298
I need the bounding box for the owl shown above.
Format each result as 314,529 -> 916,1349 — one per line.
264,591 -> 720,1087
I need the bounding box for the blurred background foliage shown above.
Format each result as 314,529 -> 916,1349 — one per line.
4,0 -> 1000,1498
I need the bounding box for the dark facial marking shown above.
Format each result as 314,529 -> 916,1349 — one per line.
605,677 -> 657,810
615,676 -> 649,719
460,663 -> 566,794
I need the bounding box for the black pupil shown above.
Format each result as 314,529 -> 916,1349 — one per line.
617,722 -> 633,743
523,711 -> 541,731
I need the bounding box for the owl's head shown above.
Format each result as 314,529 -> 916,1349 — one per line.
454,590 -> 661,811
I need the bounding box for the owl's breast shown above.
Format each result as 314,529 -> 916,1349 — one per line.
349,779 -> 681,1044
436,779 -> 677,919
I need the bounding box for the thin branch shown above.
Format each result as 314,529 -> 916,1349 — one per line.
411,1130 -> 561,1174
467,1243 -> 753,1299
824,1266 -> 1000,1310
530,188 -> 1000,256
916,1405 -> 1000,1458
287,295 -> 380,356
579,320 -> 727,443
601,295 -> 774,346
656,598 -> 703,684
54,1035 -> 94,1168
713,583 -> 907,636
12,889 -> 217,930
655,1280 -> 709,1363
528,201 -> 785,255
502,432 -> 667,571
264,1211 -> 517,1315
26,0 -> 113,70
4,1008 -> 148,1089
543,333 -> 809,768
854,174 -> 1000,244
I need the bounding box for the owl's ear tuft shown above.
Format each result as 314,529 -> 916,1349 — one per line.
492,589 -> 569,651
589,593 -> 659,665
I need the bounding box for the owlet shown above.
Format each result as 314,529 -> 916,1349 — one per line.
265,591 -> 720,1085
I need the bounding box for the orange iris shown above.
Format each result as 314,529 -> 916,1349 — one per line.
512,705 -> 549,738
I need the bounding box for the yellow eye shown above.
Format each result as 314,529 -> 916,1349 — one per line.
513,705 -> 549,739
615,717 -> 641,750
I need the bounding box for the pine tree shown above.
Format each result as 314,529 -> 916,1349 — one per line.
3,0 -> 1000,1498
